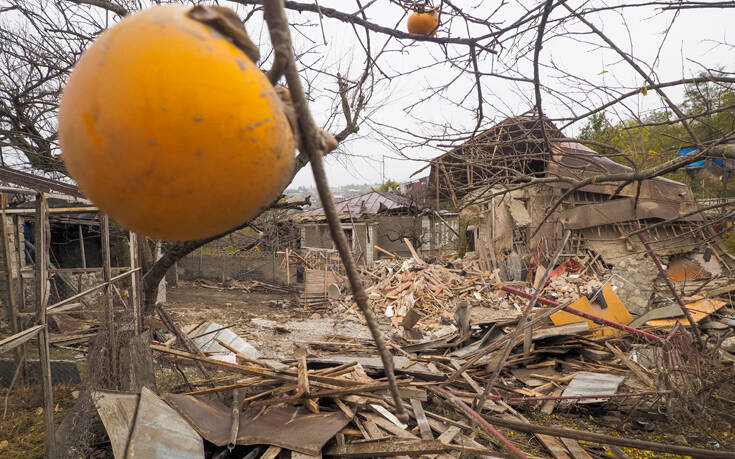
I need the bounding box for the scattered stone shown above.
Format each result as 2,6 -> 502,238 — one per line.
721,336 -> 735,354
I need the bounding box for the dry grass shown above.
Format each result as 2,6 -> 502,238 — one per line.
0,385 -> 78,459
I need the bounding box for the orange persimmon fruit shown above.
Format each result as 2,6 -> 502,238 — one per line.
58,5 -> 295,241
407,8 -> 439,36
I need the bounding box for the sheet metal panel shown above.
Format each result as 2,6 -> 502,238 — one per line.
188,321 -> 260,360
126,387 -> 204,458
164,394 -> 350,456
561,371 -> 625,404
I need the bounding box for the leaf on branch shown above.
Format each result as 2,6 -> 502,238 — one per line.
642,86 -> 648,96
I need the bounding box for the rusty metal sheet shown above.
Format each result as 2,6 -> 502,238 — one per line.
164,393 -> 350,455
558,198 -> 701,230
666,257 -> 710,282
127,387 -> 204,458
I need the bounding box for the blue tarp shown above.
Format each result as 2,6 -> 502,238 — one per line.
679,146 -> 705,167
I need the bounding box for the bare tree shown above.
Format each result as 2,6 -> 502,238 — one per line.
1,0 -> 734,313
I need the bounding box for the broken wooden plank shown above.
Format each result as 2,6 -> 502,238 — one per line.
360,417 -> 387,440
361,413 -> 416,439
334,399 -> 354,419
324,439 -> 452,457
560,438 -> 592,459
261,446 -> 282,459
410,398 -> 433,440
403,238 -> 426,264
305,355 -> 441,379
249,380 -> 414,407
605,343 -> 654,387
0,324 -> 44,354
535,433 -> 571,459
533,322 -> 589,341
374,245 -> 398,258
437,426 -> 462,444
541,389 -> 563,415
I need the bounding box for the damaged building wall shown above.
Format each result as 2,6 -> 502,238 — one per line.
423,213 -> 459,257
467,185 -> 564,277
301,222 -> 371,264
463,181 -> 726,293
178,251 -> 296,285
373,215 -> 422,258
298,214 -> 459,267
302,224 -> 334,250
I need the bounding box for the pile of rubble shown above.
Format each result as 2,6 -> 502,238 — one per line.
51,238 -> 735,458
105,283 -> 734,459
86,251 -> 735,458
361,258 -> 514,330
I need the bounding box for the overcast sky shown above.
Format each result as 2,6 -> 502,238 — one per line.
270,1 -> 734,189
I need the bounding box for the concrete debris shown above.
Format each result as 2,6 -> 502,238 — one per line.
610,255 -> 658,315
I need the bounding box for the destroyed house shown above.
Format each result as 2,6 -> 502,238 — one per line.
0,166 -> 131,317
291,191 -> 458,266
416,116 -> 735,280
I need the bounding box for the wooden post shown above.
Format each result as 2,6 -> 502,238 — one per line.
171,261 -> 178,287
100,214 -> 118,387
434,167 -> 440,211
34,194 -> 56,458
1,192 -> 21,366
285,248 -> 290,286
77,224 -> 85,292
78,224 -> 86,269
439,161 -> 459,209
15,216 -> 26,311
129,232 -> 141,335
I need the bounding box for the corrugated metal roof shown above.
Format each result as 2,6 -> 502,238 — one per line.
291,191 -> 417,222
553,140 -> 685,186
0,166 -> 84,198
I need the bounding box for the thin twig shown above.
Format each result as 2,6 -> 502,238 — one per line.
261,0 -> 408,423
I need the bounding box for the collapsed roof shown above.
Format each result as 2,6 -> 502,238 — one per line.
417,116 -> 701,223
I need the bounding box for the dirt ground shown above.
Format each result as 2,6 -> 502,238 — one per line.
166,283 -> 395,359
2,283 -> 734,458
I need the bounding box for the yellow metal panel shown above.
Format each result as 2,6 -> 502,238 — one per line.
647,297 -> 726,327
550,285 -> 632,337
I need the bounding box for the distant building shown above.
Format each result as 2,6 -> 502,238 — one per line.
291,191 -> 458,266
413,116 -> 733,290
